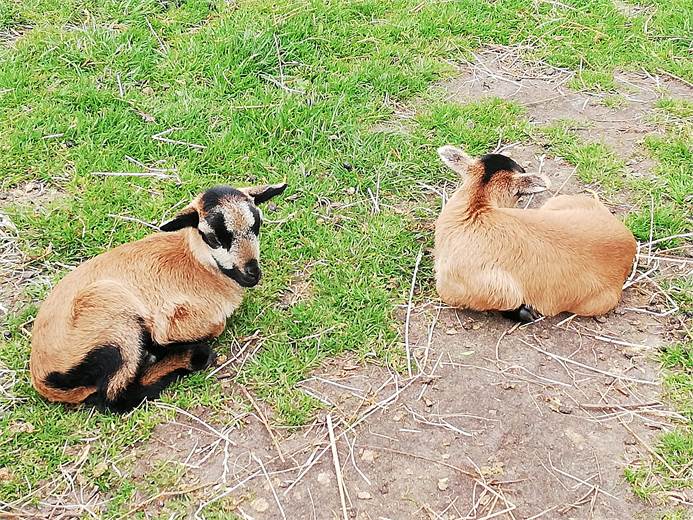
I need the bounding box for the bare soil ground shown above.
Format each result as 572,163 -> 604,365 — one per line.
0,181 -> 64,320
14,46 -> 693,518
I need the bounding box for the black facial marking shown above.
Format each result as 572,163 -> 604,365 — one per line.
201,185 -> 244,214
206,211 -> 234,250
199,229 -> 221,249
250,205 -> 261,236
480,154 -> 525,184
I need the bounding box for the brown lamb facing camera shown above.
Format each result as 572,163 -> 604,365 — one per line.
29,183 -> 286,412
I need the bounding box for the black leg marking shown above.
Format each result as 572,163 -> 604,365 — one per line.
501,304 -> 541,323
45,346 -> 123,390
190,344 -> 217,371
145,338 -> 214,361
86,369 -> 191,413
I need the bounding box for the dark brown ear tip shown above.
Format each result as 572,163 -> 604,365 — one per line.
252,183 -> 288,204
159,208 -> 199,232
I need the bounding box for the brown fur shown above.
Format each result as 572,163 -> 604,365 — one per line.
30,183 -> 286,410
30,228 -> 243,402
433,147 -> 636,317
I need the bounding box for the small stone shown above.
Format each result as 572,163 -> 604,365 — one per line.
441,454 -> 450,460
343,162 -> 354,171
624,438 -> 637,446
392,410 -> 405,422
92,462 -> 108,478
361,449 -> 376,463
558,405 -> 573,414
142,86 -> 154,96
0,468 -> 13,481
317,472 -> 331,486
357,491 -> 372,500
316,217 -> 325,225
437,478 -> 449,491
424,398 -> 434,407
472,322 -> 481,330
215,354 -> 228,366
488,409 -> 497,416
137,111 -> 155,123
267,202 -> 278,212
593,315 -> 607,324
9,421 -> 35,434
462,321 -> 474,330
251,497 -> 269,512
480,461 -> 504,478
346,187 -> 356,195
501,382 -> 515,390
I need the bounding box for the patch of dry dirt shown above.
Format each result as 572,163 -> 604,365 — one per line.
441,46 -> 690,181
0,25 -> 31,48
123,289 -> 682,519
0,181 -> 64,319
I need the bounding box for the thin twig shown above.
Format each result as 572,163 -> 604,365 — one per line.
154,402 -> 237,445
145,17 -> 167,53
152,128 -> 206,151
107,214 -> 160,230
618,418 -> 677,475
91,171 -> 178,180
518,339 -> 657,385
240,386 -> 285,463
253,454 -> 287,520
116,73 -> 124,98
405,247 -> 424,377
327,414 -> 349,520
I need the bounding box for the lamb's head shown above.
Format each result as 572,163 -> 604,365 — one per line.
160,183 -> 287,287
437,145 -> 550,207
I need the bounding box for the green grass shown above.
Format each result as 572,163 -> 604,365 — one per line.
538,120 -> 627,190
625,341 -> 693,505
1,0 -> 692,514
536,102 -> 692,246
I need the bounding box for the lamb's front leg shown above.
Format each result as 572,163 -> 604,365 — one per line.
151,302 -> 226,347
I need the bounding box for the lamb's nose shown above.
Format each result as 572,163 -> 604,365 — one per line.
244,260 -> 261,279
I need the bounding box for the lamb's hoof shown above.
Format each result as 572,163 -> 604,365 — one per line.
190,346 -> 217,371
501,304 -> 541,323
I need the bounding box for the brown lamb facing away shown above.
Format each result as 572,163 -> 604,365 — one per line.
30,183 -> 286,412
433,145 -> 636,322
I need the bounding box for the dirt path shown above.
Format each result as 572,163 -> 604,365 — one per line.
130,294 -> 675,519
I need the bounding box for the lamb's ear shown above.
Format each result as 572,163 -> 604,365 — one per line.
437,145 -> 473,175
239,183 -> 288,204
159,206 -> 199,232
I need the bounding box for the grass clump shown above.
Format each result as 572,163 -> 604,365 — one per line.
625,341 -> 693,505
